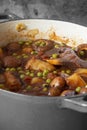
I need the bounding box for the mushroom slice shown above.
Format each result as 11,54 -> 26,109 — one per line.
25,58 -> 55,71
66,73 -> 86,90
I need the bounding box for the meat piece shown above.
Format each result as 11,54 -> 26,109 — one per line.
6,43 -> 20,54
4,72 -> 21,91
46,47 -> 87,70
59,47 -> 87,69
33,39 -> 55,53
25,58 -> 55,71
3,56 -> 21,67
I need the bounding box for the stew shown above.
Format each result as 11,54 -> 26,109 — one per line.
0,39 -> 87,96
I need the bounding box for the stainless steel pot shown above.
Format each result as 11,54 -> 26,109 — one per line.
0,13 -> 87,130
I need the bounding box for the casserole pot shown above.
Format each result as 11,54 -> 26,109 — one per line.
0,13 -> 87,130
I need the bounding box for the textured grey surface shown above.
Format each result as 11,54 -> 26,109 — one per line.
0,0 -> 87,26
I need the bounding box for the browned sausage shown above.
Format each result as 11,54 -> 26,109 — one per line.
48,87 -> 61,96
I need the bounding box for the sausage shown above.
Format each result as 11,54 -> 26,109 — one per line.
50,76 -> 65,90
48,87 -> 61,96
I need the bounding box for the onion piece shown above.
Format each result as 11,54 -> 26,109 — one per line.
25,58 -> 55,71
46,58 -> 62,65
75,68 -> 87,77
66,73 -> 86,90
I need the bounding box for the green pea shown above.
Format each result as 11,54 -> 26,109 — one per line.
37,72 -> 43,77
60,43 -> 65,47
72,47 -> 75,51
28,40 -> 33,44
18,41 -> 24,45
40,42 -> 46,47
35,41 -> 41,46
79,51 -> 84,56
54,44 -> 59,48
6,68 -> 10,71
46,79 -> 51,84
18,70 -> 24,74
23,55 -> 28,58
30,73 -> 34,77
25,42 -> 30,45
16,55 -> 21,59
10,68 -> 16,71
53,70 -> 57,74
20,74 -> 25,79
17,67 -> 22,71
12,53 -> 17,56
42,84 -> 48,88
42,87 -> 48,92
75,87 -> 81,93
26,85 -> 32,90
43,69 -> 49,76
25,71 -> 30,76
52,53 -> 58,59
66,70 -> 71,74
61,70 -> 65,73
31,51 -> 37,55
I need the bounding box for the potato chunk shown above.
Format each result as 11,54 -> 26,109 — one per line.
25,58 -> 55,71
66,73 -> 86,90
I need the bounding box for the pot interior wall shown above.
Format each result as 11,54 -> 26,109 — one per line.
0,20 -> 87,47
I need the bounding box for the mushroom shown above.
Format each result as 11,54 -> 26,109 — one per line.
48,87 -> 61,96
50,76 -> 65,90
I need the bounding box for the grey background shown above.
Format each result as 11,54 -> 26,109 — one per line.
0,0 -> 87,26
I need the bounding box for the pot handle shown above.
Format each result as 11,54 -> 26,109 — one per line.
0,13 -> 21,22
61,94 -> 87,113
